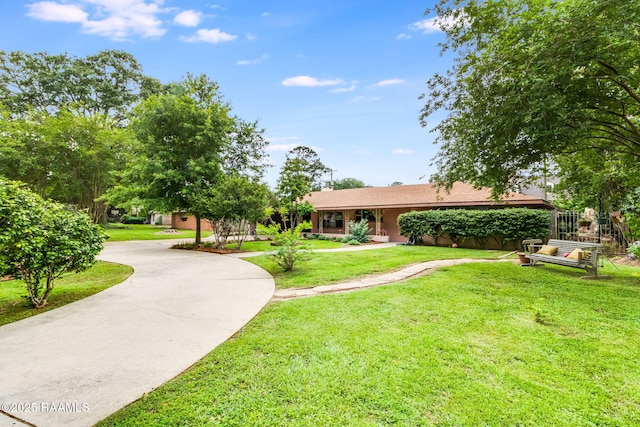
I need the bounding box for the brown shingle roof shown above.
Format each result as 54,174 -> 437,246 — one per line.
305,182 -> 553,210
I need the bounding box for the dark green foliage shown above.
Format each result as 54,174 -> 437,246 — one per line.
0,107 -> 133,223
121,215 -> 145,224
398,209 -> 550,248
0,179 -> 106,308
0,49 -> 153,123
423,0 -> 640,200
396,210 -> 442,245
333,178 -> 367,190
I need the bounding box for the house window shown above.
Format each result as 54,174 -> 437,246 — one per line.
355,209 -> 381,223
322,211 -> 343,229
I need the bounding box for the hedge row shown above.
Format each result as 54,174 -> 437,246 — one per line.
397,208 -> 551,249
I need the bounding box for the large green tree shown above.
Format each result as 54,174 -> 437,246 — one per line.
0,50 -> 160,221
110,75 -> 232,243
0,49 -> 159,124
422,0 -> 640,200
275,146 -> 328,228
109,74 -> 269,244
0,107 -> 132,223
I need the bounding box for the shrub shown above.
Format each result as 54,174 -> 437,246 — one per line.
397,208 -> 550,249
0,179 -> 106,308
628,242 -> 640,258
171,242 -> 197,249
348,219 -> 371,243
318,235 -> 329,240
257,223 -> 281,240
270,221 -> 312,271
121,215 -> 144,224
397,211 -> 441,245
348,239 -> 361,245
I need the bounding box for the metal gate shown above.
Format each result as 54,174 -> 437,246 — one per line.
550,210 -> 631,254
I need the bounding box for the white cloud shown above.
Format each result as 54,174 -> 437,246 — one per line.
26,2 -> 88,22
181,28 -> 237,44
411,17 -> 441,34
373,79 -> 405,87
330,85 -> 356,93
282,75 -> 343,87
236,54 -> 270,66
26,0 -> 167,40
396,33 -> 412,40
391,149 -> 416,155
262,12 -> 271,17
174,10 -> 202,27
411,13 -> 462,34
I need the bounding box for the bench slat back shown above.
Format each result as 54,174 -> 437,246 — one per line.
545,239 -> 602,260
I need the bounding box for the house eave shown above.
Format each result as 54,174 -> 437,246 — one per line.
312,199 -> 554,211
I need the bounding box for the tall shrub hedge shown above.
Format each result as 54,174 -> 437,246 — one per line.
397,208 -> 550,249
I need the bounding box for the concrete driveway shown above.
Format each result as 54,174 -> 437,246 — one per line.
0,240 -> 274,427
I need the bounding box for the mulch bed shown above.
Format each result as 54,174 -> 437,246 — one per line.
611,256 -> 640,267
193,247 -> 236,254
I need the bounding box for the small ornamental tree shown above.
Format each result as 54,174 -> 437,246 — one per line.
271,222 -> 313,272
0,179 -> 105,308
190,175 -> 270,250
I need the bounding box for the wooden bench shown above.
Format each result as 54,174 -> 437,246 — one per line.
527,239 -> 607,279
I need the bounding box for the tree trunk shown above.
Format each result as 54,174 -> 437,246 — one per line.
195,214 -> 202,245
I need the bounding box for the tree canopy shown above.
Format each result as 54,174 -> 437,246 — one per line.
107,74 -> 269,243
333,178 -> 367,190
422,0 -> 640,201
275,146 -> 329,227
0,49 -> 159,124
0,107 -> 132,222
0,49 -> 157,222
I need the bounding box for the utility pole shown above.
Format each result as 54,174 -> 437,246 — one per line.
327,168 -> 337,188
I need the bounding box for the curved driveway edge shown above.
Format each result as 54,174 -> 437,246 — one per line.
0,240 -> 274,427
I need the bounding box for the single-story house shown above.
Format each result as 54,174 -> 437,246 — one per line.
304,182 -> 554,243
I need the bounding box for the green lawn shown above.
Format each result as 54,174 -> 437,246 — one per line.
225,239 -> 344,252
245,245 -> 506,288
98,260 -> 640,426
0,261 -> 133,326
103,224 -> 213,242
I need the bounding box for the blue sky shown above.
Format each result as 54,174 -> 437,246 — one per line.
1,1 -> 452,188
